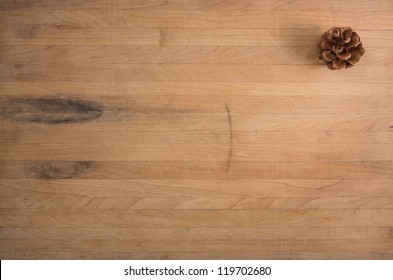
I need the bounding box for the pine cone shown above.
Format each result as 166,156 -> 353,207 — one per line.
318,27 -> 365,70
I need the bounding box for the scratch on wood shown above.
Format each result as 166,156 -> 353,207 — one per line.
271,0 -> 297,11
317,180 -> 343,190
29,161 -> 93,179
366,121 -> 376,132
1,98 -> 103,124
225,103 -> 233,173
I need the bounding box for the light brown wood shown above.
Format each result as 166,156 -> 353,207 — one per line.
1,0 -> 393,260
3,28 -> 393,47
1,0 -> 392,12
2,10 -> 392,30
3,45 -> 393,65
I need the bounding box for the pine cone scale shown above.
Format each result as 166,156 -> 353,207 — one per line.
321,50 -> 336,61
332,45 -> 344,54
342,28 -> 352,42
337,51 -> 351,60
349,35 -> 360,48
332,59 -> 346,70
318,27 -> 365,70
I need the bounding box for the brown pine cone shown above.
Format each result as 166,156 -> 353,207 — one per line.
318,27 -> 365,70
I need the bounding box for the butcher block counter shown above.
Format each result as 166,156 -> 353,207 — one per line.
1,0 -> 393,259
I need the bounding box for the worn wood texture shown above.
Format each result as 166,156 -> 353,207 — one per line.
1,0 -> 393,260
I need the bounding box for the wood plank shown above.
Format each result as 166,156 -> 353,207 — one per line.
1,10 -> 392,30
1,0 -> 392,12
1,161 -> 393,179
2,82 -> 393,97
1,28 -> 392,47
0,227 -> 389,240
2,138 -> 393,161
3,94 -> 393,114
2,64 -> 393,83
1,250 -> 392,260
3,125 -> 393,145
1,45 -> 392,65
1,239 -> 393,253
1,196 -> 393,210
1,209 -> 393,227
2,179 -> 393,198
2,113 -> 392,132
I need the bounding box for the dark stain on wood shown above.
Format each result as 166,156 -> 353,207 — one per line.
29,161 -> 93,179
1,98 -> 103,124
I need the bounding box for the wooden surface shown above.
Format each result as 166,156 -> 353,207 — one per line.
1,0 -> 393,259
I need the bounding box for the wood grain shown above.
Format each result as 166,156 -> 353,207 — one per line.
2,179 -> 393,197
3,45 -> 393,65
1,81 -> 393,96
2,161 -> 393,179
1,227 -> 390,240
2,64 -> 393,82
2,251 -> 392,260
1,209 -> 393,227
1,0 -> 392,12
2,10 -> 392,30
2,28 -> 393,47
1,0 -> 393,259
